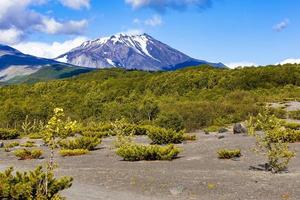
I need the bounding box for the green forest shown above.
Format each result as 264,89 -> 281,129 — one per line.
1,64 -> 300,131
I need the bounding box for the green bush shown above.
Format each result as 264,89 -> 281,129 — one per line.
288,110 -> 300,120
28,132 -> 43,139
248,111 -> 295,173
14,149 -> 43,160
183,134 -> 197,141
20,141 -> 36,147
146,126 -> 185,144
59,149 -> 89,157
3,141 -> 20,149
155,112 -> 185,131
0,166 -> 72,199
284,122 -> 300,130
217,149 -> 241,159
59,136 -> 101,150
116,143 -> 181,161
0,128 -> 19,140
270,107 -> 287,119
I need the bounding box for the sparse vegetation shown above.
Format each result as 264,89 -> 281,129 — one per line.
3,141 -> 20,149
59,149 -> 89,157
217,149 -> 241,159
14,148 -> 43,160
248,111 -> 296,173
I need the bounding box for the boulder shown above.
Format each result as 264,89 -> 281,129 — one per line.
233,123 -> 247,134
0,141 -> 4,148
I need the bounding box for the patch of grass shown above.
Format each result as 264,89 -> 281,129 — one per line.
217,149 -> 241,159
0,128 -> 19,140
203,126 -> 220,133
20,141 -> 36,147
59,149 -> 89,157
183,134 -> 197,141
146,126 -> 185,144
116,143 -> 181,161
288,110 -> 300,120
28,132 -> 43,139
14,149 -> 43,160
3,142 -> 19,149
284,122 -> 300,130
59,136 -> 101,151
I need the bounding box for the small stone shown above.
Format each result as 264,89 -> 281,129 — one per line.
233,123 -> 247,134
0,142 -> 4,148
217,135 -> 225,139
218,128 -> 228,133
169,185 -> 185,196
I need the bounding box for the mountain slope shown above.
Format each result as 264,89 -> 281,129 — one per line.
57,33 -> 226,71
0,44 -> 93,83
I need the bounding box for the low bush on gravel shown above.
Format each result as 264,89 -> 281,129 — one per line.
28,132 -> 43,139
146,126 -> 185,144
59,149 -> 89,157
116,143 -> 181,161
3,141 -> 19,149
0,166 -> 72,199
155,112 -> 185,132
0,128 -> 19,140
20,140 -> 36,147
288,110 -> 300,120
217,149 -> 241,159
14,149 -> 43,160
248,111 -> 295,173
59,136 -> 101,151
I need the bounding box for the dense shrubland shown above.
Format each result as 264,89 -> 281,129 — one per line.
1,64 -> 300,133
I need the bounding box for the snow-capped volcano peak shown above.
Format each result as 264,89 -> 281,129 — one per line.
57,33 -> 225,71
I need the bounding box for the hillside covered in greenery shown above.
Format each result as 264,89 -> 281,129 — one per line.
1,64 -> 300,131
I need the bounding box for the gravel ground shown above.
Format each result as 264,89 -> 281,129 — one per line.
0,132 -> 299,200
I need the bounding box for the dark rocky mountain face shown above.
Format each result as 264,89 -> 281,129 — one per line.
56,33 -> 226,71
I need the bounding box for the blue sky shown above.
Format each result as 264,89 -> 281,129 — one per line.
1,0 -> 300,67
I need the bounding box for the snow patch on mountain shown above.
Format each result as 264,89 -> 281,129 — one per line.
0,65 -> 41,81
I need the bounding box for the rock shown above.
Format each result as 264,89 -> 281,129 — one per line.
217,135 -> 225,139
204,130 -> 209,135
0,141 -> 3,148
169,185 -> 185,196
233,123 -> 247,134
218,128 -> 228,133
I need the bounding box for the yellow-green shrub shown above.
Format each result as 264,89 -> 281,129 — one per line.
146,126 -> 185,144
288,110 -> 300,120
0,128 -> 19,140
217,149 -> 241,159
0,166 -> 72,199
14,149 -> 43,160
20,141 -> 36,147
59,136 -> 101,150
59,149 -> 89,157
3,141 -> 19,149
284,121 -> 300,130
116,143 -> 181,161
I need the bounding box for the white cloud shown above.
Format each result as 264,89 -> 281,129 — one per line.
273,19 -> 289,32
0,27 -> 24,45
37,18 -> 88,35
144,15 -> 162,26
13,36 -> 88,58
278,58 -> 300,65
125,0 -> 212,12
0,0 -> 88,45
59,0 -> 90,10
225,62 -> 257,69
